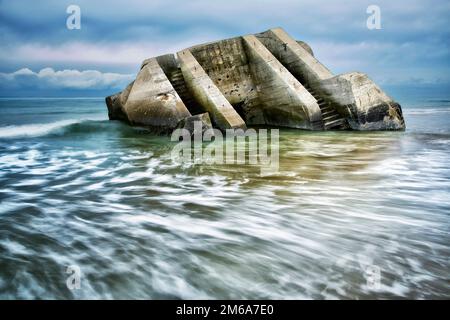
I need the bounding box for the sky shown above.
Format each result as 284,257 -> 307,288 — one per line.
0,0 -> 449,101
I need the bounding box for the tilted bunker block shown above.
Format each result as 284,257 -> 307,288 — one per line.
106,27 -> 405,133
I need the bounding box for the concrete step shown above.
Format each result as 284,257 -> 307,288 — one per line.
176,90 -> 191,98
173,86 -> 186,91
321,110 -> 336,118
319,105 -> 335,113
176,91 -> 189,97
323,114 -> 340,122
324,118 -> 346,130
170,69 -> 190,97
290,80 -> 346,131
173,83 -> 186,89
169,70 -> 184,81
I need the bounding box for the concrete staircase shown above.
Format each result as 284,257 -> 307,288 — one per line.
169,68 -> 203,115
303,84 -> 347,130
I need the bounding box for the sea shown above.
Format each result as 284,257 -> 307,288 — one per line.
0,96 -> 449,299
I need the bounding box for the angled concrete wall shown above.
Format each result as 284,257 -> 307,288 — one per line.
256,28 -> 333,86
243,34 -> 322,129
106,80 -> 134,122
319,72 -> 405,130
177,49 -> 246,130
123,58 -> 191,131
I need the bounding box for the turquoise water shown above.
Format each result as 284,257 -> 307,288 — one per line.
0,98 -> 449,299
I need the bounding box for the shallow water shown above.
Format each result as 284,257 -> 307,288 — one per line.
0,98 -> 449,299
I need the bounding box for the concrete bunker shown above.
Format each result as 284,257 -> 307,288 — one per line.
106,27 -> 405,133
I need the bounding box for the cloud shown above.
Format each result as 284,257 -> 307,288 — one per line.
0,67 -> 134,90
1,0 -> 448,44
0,39 -> 212,67
0,0 -> 448,93
310,40 -> 450,85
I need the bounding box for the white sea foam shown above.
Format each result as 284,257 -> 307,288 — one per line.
0,119 -> 79,138
0,101 -> 449,299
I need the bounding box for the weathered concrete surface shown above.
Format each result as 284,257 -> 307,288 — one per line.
122,58 -> 191,132
243,34 -> 322,129
255,28 -> 405,131
188,37 -> 262,126
256,28 -> 333,85
319,72 -> 405,130
176,112 -> 213,137
177,49 -> 246,130
297,41 -> 314,56
105,80 -> 134,122
106,27 -> 405,132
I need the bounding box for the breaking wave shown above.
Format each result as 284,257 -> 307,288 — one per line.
0,119 -> 140,139
0,120 -> 82,138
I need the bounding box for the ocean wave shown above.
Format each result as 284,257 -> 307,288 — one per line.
0,119 -> 134,139
0,117 -> 449,299
0,120 -> 81,138
404,107 -> 450,115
